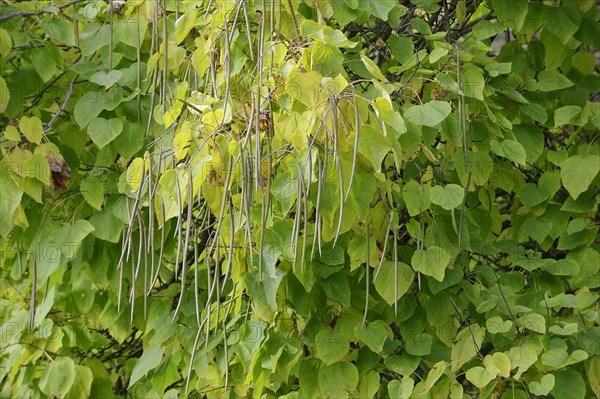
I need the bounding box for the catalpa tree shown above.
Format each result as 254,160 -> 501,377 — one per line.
0,0 -> 599,398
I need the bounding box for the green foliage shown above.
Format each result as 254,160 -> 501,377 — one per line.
1,0 -> 599,398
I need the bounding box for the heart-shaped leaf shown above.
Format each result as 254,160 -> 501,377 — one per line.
404,101 -> 452,127
465,366 -> 496,388
90,69 -> 123,88
87,117 -> 123,148
411,246 -> 450,282
430,184 -> 464,210
560,155 -> 600,200
19,116 -> 43,144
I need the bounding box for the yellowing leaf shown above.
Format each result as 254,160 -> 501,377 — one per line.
19,116 -> 43,144
4,126 -> 20,141
126,157 -> 148,191
483,352 -> 511,378
0,76 -> 9,114
173,123 -> 192,161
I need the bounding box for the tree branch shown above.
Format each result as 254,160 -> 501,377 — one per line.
0,0 -> 85,22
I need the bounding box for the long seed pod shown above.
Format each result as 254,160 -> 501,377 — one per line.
362,221 -> 370,327
394,226 -> 399,316
172,167 -> 195,321
346,92 -> 360,201
374,212 -> 392,281
310,159 -> 324,261
221,198 -> 235,292
173,171 -> 183,280
331,98 -> 345,248
301,174 -> 309,273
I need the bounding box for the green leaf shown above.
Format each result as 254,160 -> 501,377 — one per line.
485,62 -> 512,76
358,370 -> 380,398
87,117 -> 123,149
410,18 -> 432,35
373,97 -> 406,135
173,6 -> 197,44
74,92 -> 104,128
243,269 -> 286,312
360,54 -> 386,81
492,0 -> 528,32
358,0 -> 396,20
19,116 -> 43,144
402,180 -> 431,216
64,365 -> 93,399
322,272 -> 351,305
0,171 -> 23,237
543,6 -> 581,44
429,184 -> 464,210
388,378 -> 414,399
541,348 -> 588,369
90,70 -> 123,88
465,366 -> 496,388
486,316 -> 512,334
129,345 -> 164,388
473,20 -> 507,40
0,76 -> 9,114
554,106 -> 582,127
374,261 -> 414,305
80,177 -> 104,210
388,35 -> 414,64
551,370 -> 586,399
411,246 -> 450,282
543,259 -> 579,276
39,357 -> 75,397
513,124 -> 544,163
356,124 -> 392,172
483,352 -> 511,378
55,220 -> 95,259
451,324 -> 484,372
0,28 -> 12,57
355,321 -> 391,353
521,218 -> 553,243
31,46 -> 57,82
589,357 -> 600,399
406,332 -> 433,356
4,125 -> 20,141
404,101 -> 452,127
537,70 -> 574,92
560,155 -> 600,200
520,103 -> 548,123
528,374 -> 555,396
299,359 -> 322,398
316,330 -> 349,366
89,209 -> 123,243
41,18 -> 76,46
286,71 -> 324,108
301,20 -> 357,48
424,361 -> 446,392
462,68 -> 484,100
429,48 -> 448,64
318,361 -> 359,398
491,139 -> 526,165
518,183 -> 550,208
517,313 -> 545,334
311,41 -> 345,74
508,343 -> 540,379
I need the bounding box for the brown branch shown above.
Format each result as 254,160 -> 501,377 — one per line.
0,0 -> 85,22
43,73 -> 78,133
